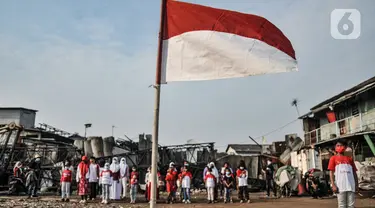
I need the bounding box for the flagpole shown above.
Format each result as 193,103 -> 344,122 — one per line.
150,0 -> 167,207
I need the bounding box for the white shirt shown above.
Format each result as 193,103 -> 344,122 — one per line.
89,163 -> 100,182
100,170 -> 113,185
206,176 -> 215,188
182,175 -> 191,188
328,155 -> 357,192
237,169 -> 248,186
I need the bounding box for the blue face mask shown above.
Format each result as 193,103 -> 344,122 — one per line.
226,172 -> 230,176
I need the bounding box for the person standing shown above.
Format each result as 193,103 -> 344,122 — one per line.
328,140 -> 358,208
236,160 -> 250,203
100,163 -> 112,204
119,157 -> 129,199
60,162 -> 72,202
25,167 -> 38,198
204,168 -> 216,204
88,157 -> 100,200
181,166 -> 192,204
145,166 -> 160,201
165,167 -> 177,204
109,157 -> 121,200
130,174 -> 138,204
208,162 -> 219,201
76,156 -> 89,203
223,169 -> 234,203
220,162 -> 233,199
265,158 -> 276,198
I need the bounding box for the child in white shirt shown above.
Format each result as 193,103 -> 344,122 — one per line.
100,163 -> 113,204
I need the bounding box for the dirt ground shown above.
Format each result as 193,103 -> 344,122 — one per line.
0,192 -> 374,208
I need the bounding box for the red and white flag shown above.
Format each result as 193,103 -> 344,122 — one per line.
161,0 -> 297,83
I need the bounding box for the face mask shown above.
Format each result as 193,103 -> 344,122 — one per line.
226,172 -> 230,176
64,166 -> 69,170
240,167 -> 244,170
267,161 -> 272,165
335,146 -> 346,153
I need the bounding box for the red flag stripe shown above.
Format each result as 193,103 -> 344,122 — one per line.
163,0 -> 296,60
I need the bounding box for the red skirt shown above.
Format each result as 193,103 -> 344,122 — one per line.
146,182 -> 160,201
78,178 -> 88,195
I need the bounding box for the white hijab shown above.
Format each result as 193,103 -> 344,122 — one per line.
209,162 -> 219,178
119,157 -> 128,176
110,157 -> 120,172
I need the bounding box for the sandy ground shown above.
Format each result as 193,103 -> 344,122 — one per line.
0,192 -> 374,208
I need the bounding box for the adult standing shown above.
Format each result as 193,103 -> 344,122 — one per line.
76,156 -> 89,203
119,157 -> 129,199
208,162 -> 219,201
109,157 -> 121,200
265,158 -> 276,198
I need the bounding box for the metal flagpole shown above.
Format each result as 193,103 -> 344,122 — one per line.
150,0 -> 167,207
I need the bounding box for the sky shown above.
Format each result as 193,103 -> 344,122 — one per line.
0,0 -> 374,151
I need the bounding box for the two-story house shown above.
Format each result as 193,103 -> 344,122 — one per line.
299,76 -> 375,171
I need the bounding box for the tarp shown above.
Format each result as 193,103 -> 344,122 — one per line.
275,165 -> 301,190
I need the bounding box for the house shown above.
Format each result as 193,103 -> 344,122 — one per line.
299,76 -> 375,171
226,144 -> 264,156
0,107 -> 37,129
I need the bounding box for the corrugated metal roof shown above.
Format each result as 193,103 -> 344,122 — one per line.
310,76 -> 375,112
226,144 -> 262,153
0,107 -> 38,112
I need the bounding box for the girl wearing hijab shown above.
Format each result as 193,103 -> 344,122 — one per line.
109,157 -> 121,200
76,156 -> 89,203
208,162 -> 219,201
119,157 -> 129,199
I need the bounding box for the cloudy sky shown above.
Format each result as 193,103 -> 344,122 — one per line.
0,0 -> 374,150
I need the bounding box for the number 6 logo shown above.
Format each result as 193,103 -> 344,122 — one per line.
331,9 -> 361,40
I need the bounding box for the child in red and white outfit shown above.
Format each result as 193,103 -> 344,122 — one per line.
204,168 -> 216,203
181,166 -> 192,204
165,167 -> 177,204
100,163 -> 113,204
328,139 -> 358,208
236,161 -> 250,203
60,162 -> 72,202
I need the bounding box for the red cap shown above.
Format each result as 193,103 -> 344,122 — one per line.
82,156 -> 87,161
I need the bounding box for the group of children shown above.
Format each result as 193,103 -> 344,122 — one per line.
59,156 -> 139,204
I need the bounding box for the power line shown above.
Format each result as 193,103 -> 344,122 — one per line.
215,118 -> 299,148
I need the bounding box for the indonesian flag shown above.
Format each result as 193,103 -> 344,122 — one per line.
161,0 -> 297,83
